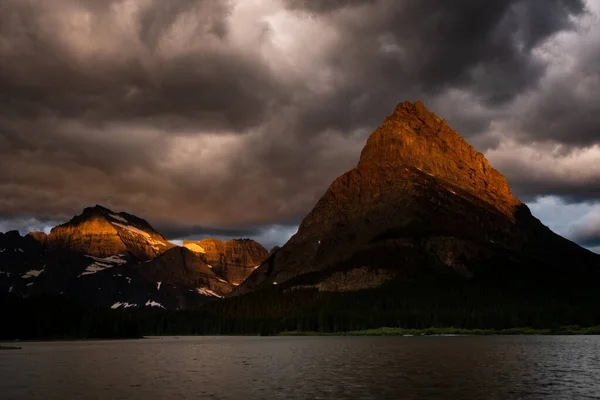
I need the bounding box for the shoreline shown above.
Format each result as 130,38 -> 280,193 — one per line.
277,326 -> 600,336
0,345 -> 22,350
3,326 -> 600,343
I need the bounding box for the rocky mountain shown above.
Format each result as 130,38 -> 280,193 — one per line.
44,205 -> 175,260
238,101 -> 600,298
183,238 -> 268,285
0,206 -> 269,310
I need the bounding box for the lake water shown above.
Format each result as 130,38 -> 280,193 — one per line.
1,336 -> 599,399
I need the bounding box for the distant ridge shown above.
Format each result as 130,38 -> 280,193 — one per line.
183,238 -> 268,285
0,205 -> 269,309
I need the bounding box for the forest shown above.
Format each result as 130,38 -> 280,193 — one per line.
4,261 -> 600,340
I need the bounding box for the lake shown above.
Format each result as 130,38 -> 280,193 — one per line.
1,336 -> 599,399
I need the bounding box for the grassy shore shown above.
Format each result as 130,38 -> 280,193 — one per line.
278,326 -> 600,336
0,345 -> 22,350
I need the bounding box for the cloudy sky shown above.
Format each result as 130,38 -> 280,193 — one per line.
1,0 -> 600,252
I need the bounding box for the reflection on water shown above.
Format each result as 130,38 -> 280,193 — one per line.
1,336 -> 599,399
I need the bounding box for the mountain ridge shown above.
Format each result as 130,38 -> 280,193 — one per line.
0,205 -> 270,309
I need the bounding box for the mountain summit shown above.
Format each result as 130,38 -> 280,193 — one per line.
238,101 -> 600,296
44,205 -> 174,260
359,101 -> 520,215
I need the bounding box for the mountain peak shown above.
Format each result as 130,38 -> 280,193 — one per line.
237,101 -> 538,293
393,100 -> 440,121
75,204 -> 117,221
88,204 -> 113,212
358,101 -> 520,215
67,205 -> 154,231
47,205 -> 173,259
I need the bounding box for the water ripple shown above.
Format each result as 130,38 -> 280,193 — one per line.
1,336 -> 600,399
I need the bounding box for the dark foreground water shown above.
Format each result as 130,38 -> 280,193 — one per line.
1,336 -> 599,399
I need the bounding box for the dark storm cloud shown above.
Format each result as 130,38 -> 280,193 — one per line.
514,75 -> 600,147
283,0 -> 373,13
0,0 -> 598,247
157,222 -> 298,249
137,0 -> 228,49
509,176 -> 600,204
282,0 -> 585,139
0,0 -> 282,133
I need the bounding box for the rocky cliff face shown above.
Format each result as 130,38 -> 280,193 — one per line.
238,101 -> 600,294
359,101 -> 520,215
183,238 -> 268,285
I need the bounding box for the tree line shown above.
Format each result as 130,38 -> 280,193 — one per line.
3,265 -> 600,339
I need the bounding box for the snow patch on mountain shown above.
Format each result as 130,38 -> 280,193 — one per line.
112,222 -> 166,251
109,214 -> 129,224
80,255 -> 127,277
145,300 -> 165,308
111,302 -> 138,309
79,262 -> 112,276
196,287 -> 223,298
22,269 -> 44,279
87,255 -> 127,265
